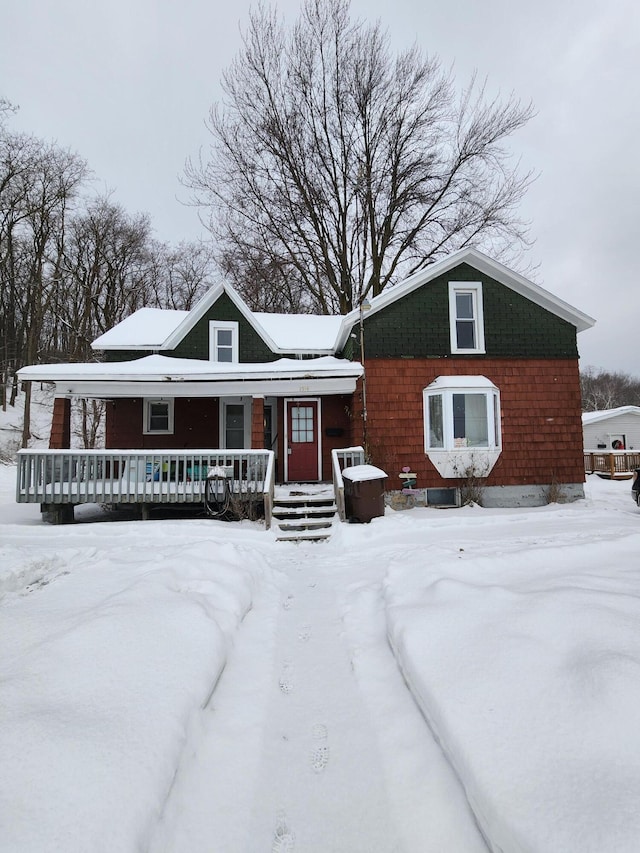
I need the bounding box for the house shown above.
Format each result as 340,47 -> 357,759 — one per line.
582,406 -> 640,451
16,248 -> 595,522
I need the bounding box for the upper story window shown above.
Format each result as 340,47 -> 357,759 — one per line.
209,321 -> 239,363
143,399 -> 174,434
448,282 -> 485,354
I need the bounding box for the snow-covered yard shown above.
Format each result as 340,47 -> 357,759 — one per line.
2,451 -> 640,851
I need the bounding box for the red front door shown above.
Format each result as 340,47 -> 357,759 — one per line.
286,399 -> 320,482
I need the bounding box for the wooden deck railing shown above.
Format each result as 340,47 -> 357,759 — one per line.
16,449 -> 275,524
584,450 -> 640,478
331,446 -> 366,521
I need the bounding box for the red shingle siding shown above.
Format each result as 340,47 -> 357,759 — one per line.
320,395 -> 353,480
364,358 -> 584,487
251,397 -> 264,449
105,398 -> 220,449
49,398 -> 71,449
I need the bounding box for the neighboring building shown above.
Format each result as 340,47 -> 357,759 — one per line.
18,248 -> 595,508
582,407 -> 640,451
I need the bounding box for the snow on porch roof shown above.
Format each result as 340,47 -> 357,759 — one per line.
92,307 -> 344,354
18,354 -> 363,383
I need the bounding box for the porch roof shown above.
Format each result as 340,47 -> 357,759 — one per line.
18,354 -> 363,398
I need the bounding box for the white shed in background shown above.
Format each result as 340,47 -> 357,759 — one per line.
582,406 -> 640,450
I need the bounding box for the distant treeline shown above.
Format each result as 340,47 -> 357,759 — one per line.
581,367 -> 640,412
0,99 -> 213,407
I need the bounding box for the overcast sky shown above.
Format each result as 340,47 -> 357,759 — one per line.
2,0 -> 639,374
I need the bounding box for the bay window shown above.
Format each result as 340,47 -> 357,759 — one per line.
423,376 -> 502,478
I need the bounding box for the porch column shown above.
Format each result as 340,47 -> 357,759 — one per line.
353,377 -> 366,447
251,395 -> 265,449
49,397 -> 71,449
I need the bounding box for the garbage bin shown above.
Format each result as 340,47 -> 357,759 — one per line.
342,464 -> 387,523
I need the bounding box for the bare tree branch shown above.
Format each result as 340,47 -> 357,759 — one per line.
185,0 -> 535,313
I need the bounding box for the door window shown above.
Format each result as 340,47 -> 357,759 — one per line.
291,406 -> 314,442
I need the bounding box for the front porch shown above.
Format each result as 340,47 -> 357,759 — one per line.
16,446 -> 366,529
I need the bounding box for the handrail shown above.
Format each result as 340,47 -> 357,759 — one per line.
331,446 -> 365,521
16,449 -> 275,511
262,450 -> 276,529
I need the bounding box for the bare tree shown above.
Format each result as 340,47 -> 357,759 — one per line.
147,240 -> 214,310
54,196 -> 153,358
580,367 -> 640,412
185,0 -> 534,313
0,124 -> 87,436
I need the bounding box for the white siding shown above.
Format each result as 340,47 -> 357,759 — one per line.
583,413 -> 640,450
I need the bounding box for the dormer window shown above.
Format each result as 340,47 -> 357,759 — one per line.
209,321 -> 239,363
449,282 -> 485,354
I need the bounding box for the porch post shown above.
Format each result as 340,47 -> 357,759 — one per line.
251,395 -> 265,448
353,377 -> 366,447
49,397 -> 71,449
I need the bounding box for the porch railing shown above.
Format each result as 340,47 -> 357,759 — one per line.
584,450 -> 640,478
331,446 -> 366,521
16,449 -> 275,520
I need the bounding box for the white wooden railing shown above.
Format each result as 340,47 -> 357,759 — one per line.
331,446 -> 366,521
16,449 -> 275,522
584,450 -> 640,478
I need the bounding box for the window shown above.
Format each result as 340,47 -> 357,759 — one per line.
424,378 -> 500,452
143,399 -> 174,434
220,398 -> 250,449
225,404 -> 245,449
291,405 -> 314,442
453,393 -> 489,447
423,378 -> 501,481
263,404 -> 274,450
209,321 -> 239,363
449,282 -> 485,354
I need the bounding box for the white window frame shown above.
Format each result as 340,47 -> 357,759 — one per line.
209,320 -> 239,363
143,398 -> 174,435
449,281 -> 485,354
219,397 -> 251,449
423,376 -> 501,479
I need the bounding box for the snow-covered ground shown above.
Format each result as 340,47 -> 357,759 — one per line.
2,394 -> 640,851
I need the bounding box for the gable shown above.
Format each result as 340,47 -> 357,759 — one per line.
170,291 -> 276,362
357,263 -> 579,360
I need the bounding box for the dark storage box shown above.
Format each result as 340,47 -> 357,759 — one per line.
343,465 -> 387,523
